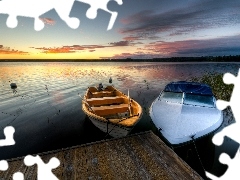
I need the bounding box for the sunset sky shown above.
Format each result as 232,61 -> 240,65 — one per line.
0,0 -> 240,59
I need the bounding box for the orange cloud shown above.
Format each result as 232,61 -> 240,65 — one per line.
34,46 -> 75,54
0,45 -> 29,55
40,18 -> 56,25
31,41 -> 137,54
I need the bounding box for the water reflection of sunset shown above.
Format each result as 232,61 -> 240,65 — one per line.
0,62 -> 239,161
0,63 -> 136,92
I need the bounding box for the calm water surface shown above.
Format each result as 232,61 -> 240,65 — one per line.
0,62 -> 240,178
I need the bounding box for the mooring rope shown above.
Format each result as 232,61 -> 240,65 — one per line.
104,114 -> 139,138
104,117 -> 129,138
191,136 -> 206,176
106,118 -> 109,136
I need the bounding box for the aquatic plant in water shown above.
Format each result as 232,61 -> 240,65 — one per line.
191,72 -> 234,125
191,73 -> 233,101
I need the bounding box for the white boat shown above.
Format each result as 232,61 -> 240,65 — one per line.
82,85 -> 142,138
149,81 -> 223,145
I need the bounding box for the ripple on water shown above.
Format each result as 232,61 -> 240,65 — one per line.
0,61 -> 240,176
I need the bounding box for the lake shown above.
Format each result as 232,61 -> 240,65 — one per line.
0,61 -> 240,178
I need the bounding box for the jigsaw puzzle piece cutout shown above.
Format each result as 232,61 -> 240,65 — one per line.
76,0 -> 123,30
107,0 -> 123,11
216,100 -> 229,111
0,126 -> 15,147
214,70 -> 240,147
207,69 -> 240,179
0,160 -> 8,171
52,0 -> 80,29
206,147 -> 240,180
24,155 -> 60,180
223,72 -> 237,85
217,70 -> 240,121
209,136 -> 239,177
212,123 -> 240,146
6,16 -> 18,29
0,0 -> 52,30
216,72 -> 236,111
13,172 -> 24,180
0,0 -> 79,31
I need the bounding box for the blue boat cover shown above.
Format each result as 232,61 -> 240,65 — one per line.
164,81 -> 213,96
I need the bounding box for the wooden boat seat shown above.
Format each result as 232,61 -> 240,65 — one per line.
91,104 -> 129,116
90,91 -> 115,98
87,96 -> 124,106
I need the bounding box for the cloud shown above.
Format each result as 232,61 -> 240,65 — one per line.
101,52 -> 160,59
33,45 -> 109,53
144,35 -> 240,56
119,0 -> 240,40
101,52 -> 133,59
34,47 -> 75,54
32,40 -> 138,54
111,0 -> 240,59
40,18 -> 55,25
123,36 -> 143,41
0,45 -> 29,55
73,45 -> 109,49
104,35 -> 240,59
109,41 -> 130,46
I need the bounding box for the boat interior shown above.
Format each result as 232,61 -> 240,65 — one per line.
84,86 -> 140,119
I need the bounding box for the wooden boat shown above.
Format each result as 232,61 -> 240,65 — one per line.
82,85 -> 142,138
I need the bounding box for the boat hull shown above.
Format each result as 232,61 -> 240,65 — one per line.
150,97 -> 223,146
88,116 -> 133,138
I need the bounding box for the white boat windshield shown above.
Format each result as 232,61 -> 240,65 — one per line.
160,91 -> 215,107
160,92 -> 183,103
184,93 -> 214,107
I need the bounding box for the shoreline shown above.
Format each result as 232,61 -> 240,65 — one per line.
0,55 -> 240,62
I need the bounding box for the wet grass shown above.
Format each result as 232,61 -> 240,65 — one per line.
191,73 -> 235,125
191,73 -> 233,101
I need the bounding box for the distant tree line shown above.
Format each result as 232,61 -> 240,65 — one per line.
1,55 -> 240,62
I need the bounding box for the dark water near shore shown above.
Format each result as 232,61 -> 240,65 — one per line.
0,62 -> 240,178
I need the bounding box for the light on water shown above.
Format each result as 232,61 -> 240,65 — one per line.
0,61 -> 240,178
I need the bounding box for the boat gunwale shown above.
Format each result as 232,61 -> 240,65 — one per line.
156,119 -> 224,148
82,85 -> 142,127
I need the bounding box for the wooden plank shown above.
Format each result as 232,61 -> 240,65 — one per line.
88,96 -> 122,100
2,131 -> 203,180
91,104 -> 128,111
62,150 -> 75,179
90,91 -> 115,98
87,96 -> 124,106
91,104 -> 129,116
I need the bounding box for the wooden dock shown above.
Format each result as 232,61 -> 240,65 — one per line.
1,131 -> 203,179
